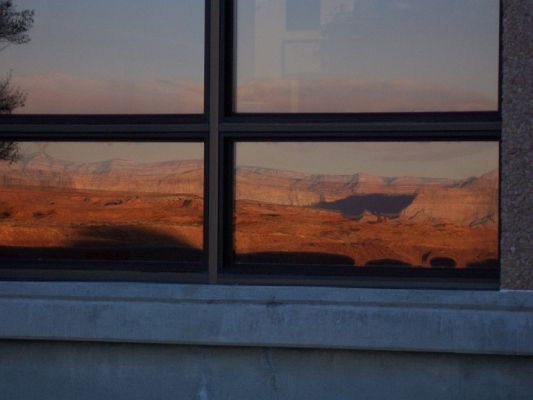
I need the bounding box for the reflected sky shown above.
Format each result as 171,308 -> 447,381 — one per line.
1,0 -> 205,113
235,0 -> 500,112
236,142 -> 499,179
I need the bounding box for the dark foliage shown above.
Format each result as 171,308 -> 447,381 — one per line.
0,0 -> 34,50
0,1 -> 33,161
0,141 -> 19,163
0,71 -> 25,113
0,0 -> 34,114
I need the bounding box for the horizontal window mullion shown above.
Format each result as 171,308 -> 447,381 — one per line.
0,127 -> 209,142
0,116 -> 208,126
216,274 -> 500,290
219,128 -> 501,140
0,268 -> 209,283
221,112 -> 502,124
0,123 -> 208,132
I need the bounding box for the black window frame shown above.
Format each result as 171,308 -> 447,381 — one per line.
0,0 -> 503,289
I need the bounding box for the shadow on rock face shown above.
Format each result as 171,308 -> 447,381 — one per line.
0,225 -> 203,263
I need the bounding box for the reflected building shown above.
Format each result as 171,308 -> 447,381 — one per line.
235,0 -> 500,112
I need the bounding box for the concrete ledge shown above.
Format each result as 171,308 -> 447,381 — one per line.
0,282 -> 532,355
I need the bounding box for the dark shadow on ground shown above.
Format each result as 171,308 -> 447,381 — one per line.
430,257 -> 457,268
364,259 -> 412,267
0,225 -> 203,262
466,259 -> 499,268
235,251 -> 355,265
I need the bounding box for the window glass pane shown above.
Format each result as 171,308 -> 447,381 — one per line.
234,141 -> 499,269
1,1 -> 205,114
235,0 -> 500,113
0,141 -> 204,263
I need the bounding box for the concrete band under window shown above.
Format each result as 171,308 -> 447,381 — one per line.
0,282 -> 531,356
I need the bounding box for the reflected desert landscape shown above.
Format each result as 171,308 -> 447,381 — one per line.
0,144 -> 204,262
234,143 -> 499,269
0,141 -> 500,270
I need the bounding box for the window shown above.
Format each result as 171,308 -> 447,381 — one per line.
233,141 -> 499,271
1,0 -> 205,114
0,141 -> 204,266
234,0 -> 500,113
0,0 -> 501,287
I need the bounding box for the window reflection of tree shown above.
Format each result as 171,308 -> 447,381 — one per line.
0,1 -> 34,161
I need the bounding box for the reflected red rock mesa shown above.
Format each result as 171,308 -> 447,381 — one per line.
236,79 -> 497,113
12,75 -> 496,115
235,166 -> 499,268
13,73 -> 204,114
0,151 -> 499,268
0,152 -> 204,262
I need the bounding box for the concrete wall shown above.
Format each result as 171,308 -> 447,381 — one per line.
1,283 -> 532,399
2,341 -> 532,400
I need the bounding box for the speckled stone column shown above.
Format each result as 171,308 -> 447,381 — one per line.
501,0 -> 533,289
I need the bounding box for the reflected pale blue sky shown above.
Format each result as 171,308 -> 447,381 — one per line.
236,142 -> 499,179
1,0 -> 205,113
236,0 -> 500,112
3,0 -> 204,80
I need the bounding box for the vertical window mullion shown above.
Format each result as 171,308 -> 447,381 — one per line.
208,0 -> 221,283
